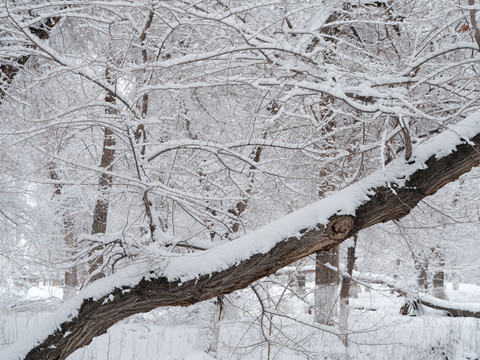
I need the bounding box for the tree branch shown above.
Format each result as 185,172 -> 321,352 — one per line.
0,16 -> 60,103
468,0 -> 480,49
6,113 -> 480,360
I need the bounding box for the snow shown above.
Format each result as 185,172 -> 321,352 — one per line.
0,265 -> 152,360
421,294 -> 480,313
2,282 -> 480,360
350,270 -> 480,314
307,6 -> 334,32
184,350 -> 216,360
2,112 -> 480,359
161,111 -> 480,283
26,285 -> 63,301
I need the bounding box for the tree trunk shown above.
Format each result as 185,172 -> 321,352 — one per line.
208,296 -> 224,356
432,246 -> 446,299
415,251 -> 429,290
49,163 -> 78,300
339,235 -> 357,346
12,120 -> 480,360
210,136 -> 266,354
63,232 -> 78,300
229,132 -> 267,236
89,70 -> 117,282
314,246 -> 339,325
135,10 -> 162,242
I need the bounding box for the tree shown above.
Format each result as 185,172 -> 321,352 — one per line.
4,114 -> 480,359
2,0 -> 480,359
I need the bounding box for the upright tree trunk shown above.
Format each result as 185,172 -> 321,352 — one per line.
49,163 -> 78,299
415,252 -> 429,290
208,296 -> 224,356
136,10 -> 161,242
432,246 -> 446,299
63,231 -> 78,299
229,139 -> 265,235
339,235 -> 357,346
89,70 -> 117,282
208,105 -> 271,355
314,246 -> 339,324
210,135 -> 266,355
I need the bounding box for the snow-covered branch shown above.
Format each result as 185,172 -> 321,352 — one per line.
3,112 -> 480,359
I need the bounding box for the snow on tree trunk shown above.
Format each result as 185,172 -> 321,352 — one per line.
314,246 -> 339,325
415,251 -> 429,290
432,247 -> 446,300
208,296 -> 224,356
63,232 -> 78,300
339,235 -> 357,346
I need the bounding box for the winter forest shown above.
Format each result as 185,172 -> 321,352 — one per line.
2,0 -> 480,359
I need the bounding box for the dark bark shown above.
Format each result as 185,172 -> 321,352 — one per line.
134,10 -> 162,241
89,71 -> 117,281
314,246 -> 339,324
21,129 -> 480,360
229,133 -> 266,234
0,17 -> 60,102
91,128 -> 115,234
316,247 -> 340,286
339,235 -> 357,346
468,0 -> 480,49
340,235 -> 357,300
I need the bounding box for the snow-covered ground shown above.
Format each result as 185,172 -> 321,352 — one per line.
1,282 -> 479,359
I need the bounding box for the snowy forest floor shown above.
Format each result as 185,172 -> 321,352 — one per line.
1,281 -> 479,360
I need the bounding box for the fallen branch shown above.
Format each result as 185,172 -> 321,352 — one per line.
345,270 -> 480,318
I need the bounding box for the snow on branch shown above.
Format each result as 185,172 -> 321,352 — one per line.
4,112 -> 480,360
319,264 -> 480,318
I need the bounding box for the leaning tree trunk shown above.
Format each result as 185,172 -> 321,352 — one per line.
8,114 -> 480,360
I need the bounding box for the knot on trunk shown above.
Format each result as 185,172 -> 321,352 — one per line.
327,215 -> 354,240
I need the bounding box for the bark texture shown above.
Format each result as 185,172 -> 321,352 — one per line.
314,246 -> 339,324
339,234 -> 357,346
49,163 -> 78,299
22,130 -> 480,360
0,17 -> 60,102
88,70 -> 117,281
